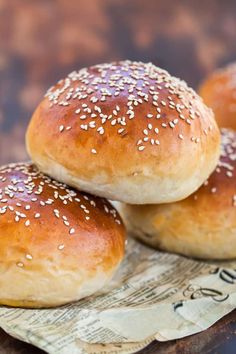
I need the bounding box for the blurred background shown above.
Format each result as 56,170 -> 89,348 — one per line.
0,0 -> 236,164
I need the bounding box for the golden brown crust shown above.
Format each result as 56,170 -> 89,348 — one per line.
26,60 -> 220,204
199,63 -> 236,130
0,162 -> 125,307
122,129 -> 236,260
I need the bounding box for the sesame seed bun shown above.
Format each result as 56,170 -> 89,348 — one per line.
26,60 -> 220,204
199,62 -> 236,131
122,129 -> 236,260
0,162 -> 125,308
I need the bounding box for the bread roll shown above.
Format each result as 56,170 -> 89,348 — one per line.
26,60 -> 220,204
199,63 -> 236,130
0,162 -> 125,308
123,129 -> 236,260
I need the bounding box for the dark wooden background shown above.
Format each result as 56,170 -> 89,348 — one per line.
0,0 -> 235,353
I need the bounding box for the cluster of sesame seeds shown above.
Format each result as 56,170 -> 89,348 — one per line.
45,61 -> 214,154
193,129 -> 236,206
0,162 -> 121,268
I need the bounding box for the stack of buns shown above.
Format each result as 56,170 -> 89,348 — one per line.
2,60 -> 234,309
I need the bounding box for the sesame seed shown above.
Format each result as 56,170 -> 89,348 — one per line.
138,146 -> 145,151
17,262 -> 24,268
97,127 -> 104,135
104,205 -> 109,213
69,228 -> 75,235
59,125 -> 64,132
26,254 -> 33,260
58,244 -> 65,250
91,149 -> 97,154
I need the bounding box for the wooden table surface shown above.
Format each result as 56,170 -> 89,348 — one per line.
0,1 -> 235,353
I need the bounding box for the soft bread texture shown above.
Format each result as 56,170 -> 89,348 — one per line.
199,62 -> 236,130
122,129 -> 236,260
0,163 -> 125,308
26,60 -> 220,204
